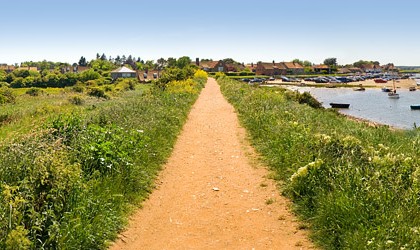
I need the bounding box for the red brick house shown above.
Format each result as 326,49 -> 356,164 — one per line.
282,62 -> 304,75
313,64 -> 330,73
256,62 -> 287,76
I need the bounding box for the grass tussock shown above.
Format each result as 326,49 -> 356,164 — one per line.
218,76 -> 420,249
0,74 -> 206,248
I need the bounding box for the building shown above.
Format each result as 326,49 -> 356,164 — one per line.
255,62 -> 287,76
110,66 -> 137,80
282,62 -> 304,75
198,60 -> 227,73
0,64 -> 16,73
313,64 -> 330,73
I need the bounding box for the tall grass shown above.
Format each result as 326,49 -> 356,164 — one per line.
218,76 -> 420,249
0,75 -> 205,249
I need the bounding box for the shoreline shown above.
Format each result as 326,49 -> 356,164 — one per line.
266,78 -> 418,90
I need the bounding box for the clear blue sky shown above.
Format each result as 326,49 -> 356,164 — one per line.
2,0 -> 420,66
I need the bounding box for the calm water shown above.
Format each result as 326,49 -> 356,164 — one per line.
287,86 -> 420,129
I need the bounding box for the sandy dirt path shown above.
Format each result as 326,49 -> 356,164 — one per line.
110,78 -> 315,250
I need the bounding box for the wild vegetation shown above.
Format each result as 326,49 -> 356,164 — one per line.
218,76 -> 420,249
0,59 -> 207,249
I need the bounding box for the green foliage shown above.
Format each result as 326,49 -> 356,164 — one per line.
88,87 -> 109,99
0,77 -> 203,248
156,67 -> 195,90
79,69 -> 101,82
68,95 -> 85,105
214,72 -> 226,80
284,90 -> 323,109
25,87 -> 44,96
218,77 -> 420,249
0,88 -> 16,104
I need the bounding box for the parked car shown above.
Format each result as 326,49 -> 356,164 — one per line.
268,77 -> 275,81
280,76 -> 291,82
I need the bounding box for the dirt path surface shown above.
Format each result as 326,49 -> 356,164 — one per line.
110,78 -> 315,250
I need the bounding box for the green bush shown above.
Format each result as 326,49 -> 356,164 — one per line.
25,87 -> 44,96
68,95 -> 85,105
218,77 -> 420,249
0,87 -> 16,104
88,87 -> 109,99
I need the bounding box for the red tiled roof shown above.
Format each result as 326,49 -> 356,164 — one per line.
258,62 -> 286,70
282,62 -> 303,69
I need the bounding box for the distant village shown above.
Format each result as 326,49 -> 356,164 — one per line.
0,56 -> 403,85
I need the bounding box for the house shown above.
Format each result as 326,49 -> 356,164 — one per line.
245,63 -> 257,73
256,62 -> 287,76
0,64 -> 16,73
137,70 -> 160,82
60,65 -> 90,74
199,60 -> 227,73
282,62 -> 304,75
362,64 -> 382,73
111,66 -> 137,80
17,66 -> 38,72
313,64 -> 330,73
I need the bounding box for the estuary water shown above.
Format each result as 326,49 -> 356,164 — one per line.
288,86 -> 420,129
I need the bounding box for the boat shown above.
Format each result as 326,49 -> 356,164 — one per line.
381,87 -> 391,92
410,105 -> 420,110
388,79 -> 400,99
409,86 -> 416,91
353,84 -> 365,91
416,79 -> 420,86
330,103 -> 350,108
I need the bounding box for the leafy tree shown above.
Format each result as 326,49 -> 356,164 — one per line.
167,57 -> 177,68
293,59 -> 304,65
323,58 -> 337,66
303,60 -> 313,67
157,58 -> 167,69
78,56 -> 88,66
176,56 -> 192,69
100,53 -> 107,61
96,53 -> 100,59
0,70 -> 7,82
115,55 -> 122,65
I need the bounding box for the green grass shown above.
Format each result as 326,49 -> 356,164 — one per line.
0,77 -> 205,249
218,76 -> 420,249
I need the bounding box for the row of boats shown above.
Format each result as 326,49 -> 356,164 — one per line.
331,80 -> 420,110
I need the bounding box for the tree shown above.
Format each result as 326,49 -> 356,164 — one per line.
323,58 -> 337,66
115,55 -> 122,65
78,56 -> 87,66
303,60 -> 313,67
167,57 -> 177,68
96,53 -> 100,60
100,53 -> 107,61
292,59 -> 304,65
176,56 -> 191,69
157,57 -> 167,69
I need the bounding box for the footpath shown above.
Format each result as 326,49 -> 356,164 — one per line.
110,78 -> 315,249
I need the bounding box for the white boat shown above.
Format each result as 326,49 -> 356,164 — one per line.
415,78 -> 420,86
388,79 -> 400,99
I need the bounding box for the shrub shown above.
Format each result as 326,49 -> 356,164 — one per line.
72,85 -> 85,93
88,87 -> 109,99
25,87 -> 44,96
0,87 -> 16,104
68,95 -> 85,105
214,72 -> 226,79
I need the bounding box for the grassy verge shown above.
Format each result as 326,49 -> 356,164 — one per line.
0,74 -> 206,249
218,76 -> 420,249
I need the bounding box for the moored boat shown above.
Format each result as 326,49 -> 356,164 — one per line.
409,86 -> 416,91
381,87 -> 391,92
353,84 -> 365,91
330,103 -> 350,108
388,92 -> 400,99
388,80 -> 400,99
410,105 -> 420,110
